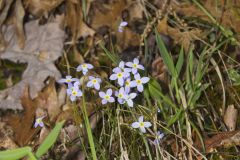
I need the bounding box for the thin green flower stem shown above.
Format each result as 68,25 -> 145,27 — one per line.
81,79 -> 97,160
28,152 -> 37,160
72,102 -> 89,159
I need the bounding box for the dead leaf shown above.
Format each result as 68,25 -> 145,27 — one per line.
0,121 -> 18,149
14,0 -> 25,49
224,104 -> 238,131
34,78 -> 61,121
202,131 -> 240,153
64,0 -> 95,44
157,16 -> 203,51
0,19 -> 65,110
23,0 -> 64,17
173,0 -> 240,34
4,86 -> 37,146
151,56 -> 168,84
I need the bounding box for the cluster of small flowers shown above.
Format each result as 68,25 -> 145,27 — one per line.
107,58 -> 150,107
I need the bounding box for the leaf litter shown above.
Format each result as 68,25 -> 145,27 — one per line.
0,0 -> 240,159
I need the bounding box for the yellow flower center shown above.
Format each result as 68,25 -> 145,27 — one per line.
105,95 -> 110,100
117,73 -> 123,78
72,91 -> 77,95
36,118 -> 42,123
82,64 -> 87,68
133,64 -> 138,68
66,79 -> 71,82
139,122 -> 144,127
119,94 -> 123,98
125,80 -> 130,86
136,79 -> 142,84
92,79 -> 97,84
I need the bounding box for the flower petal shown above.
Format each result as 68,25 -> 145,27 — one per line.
138,64 -> 144,70
134,73 -> 141,80
110,74 -> 117,80
120,21 -> 128,27
132,68 -> 138,74
99,91 -> 105,98
144,122 -> 152,128
141,77 -> 150,83
126,62 -> 133,67
70,95 -> 76,101
57,79 -> 66,83
94,83 -> 100,90
118,78 -> 124,86
108,97 -> 115,103
39,122 -> 44,127
88,76 -> 94,80
127,99 -> 133,107
119,61 -> 125,68
133,58 -> 139,64
87,81 -> 93,87
138,116 -> 144,122
76,65 -> 82,72
102,99 -> 107,105
131,122 -> 140,128
130,81 -> 137,88
130,93 -> 137,99
137,84 -> 144,92
106,89 -> 112,96
77,90 -> 82,97
87,63 -> 94,69
34,122 -> 39,128
139,126 -> 146,133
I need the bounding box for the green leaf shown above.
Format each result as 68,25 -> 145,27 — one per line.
176,46 -> 184,77
99,43 -> 120,65
0,147 -> 33,160
155,29 -> 177,77
167,109 -> 183,127
35,121 -> 65,158
148,79 -> 177,109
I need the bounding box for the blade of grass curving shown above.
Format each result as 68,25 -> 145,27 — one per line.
99,43 -> 120,65
176,46 -> 184,77
0,146 -> 36,160
167,109 -> 183,127
35,121 -> 65,158
148,79 -> 177,110
155,29 -> 177,77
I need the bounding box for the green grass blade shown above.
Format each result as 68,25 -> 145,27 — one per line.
0,147 -> 33,160
176,46 -> 184,77
99,43 -> 120,65
155,29 -> 177,77
167,109 -> 183,127
35,121 -> 65,158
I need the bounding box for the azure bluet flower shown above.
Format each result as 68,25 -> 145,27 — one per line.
131,116 -> 152,133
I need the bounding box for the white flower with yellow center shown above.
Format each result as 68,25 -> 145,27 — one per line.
99,89 -> 115,105
110,68 -> 130,86
130,74 -> 150,92
126,58 -> 144,74
57,75 -> 78,85
76,63 -> 93,75
131,116 -> 152,133
34,116 -> 45,128
67,82 -> 82,101
87,76 -> 102,90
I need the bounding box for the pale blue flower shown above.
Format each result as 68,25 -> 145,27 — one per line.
57,75 -> 79,84
87,76 -> 102,90
34,116 -> 45,128
76,63 -> 94,75
153,131 -> 164,144
118,21 -> 128,32
124,78 -> 133,93
99,89 -> 115,104
126,58 -> 144,74
130,74 -> 150,92
124,92 -> 137,107
131,116 -> 152,133
110,68 -> 130,86
115,87 -> 126,104
113,61 -> 131,73
67,82 -> 82,101
157,108 -> 161,113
